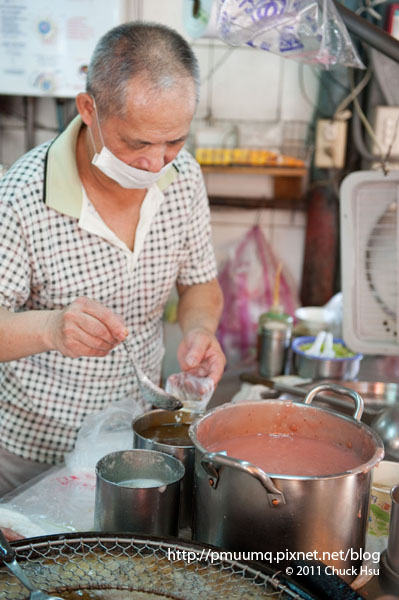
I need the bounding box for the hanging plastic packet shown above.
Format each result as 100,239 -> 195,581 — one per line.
218,226 -> 299,367
165,372 -> 214,413
215,0 -> 364,69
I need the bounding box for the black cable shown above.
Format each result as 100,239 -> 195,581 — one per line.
334,0 -> 399,63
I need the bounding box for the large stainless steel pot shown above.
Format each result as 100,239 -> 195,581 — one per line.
189,384 -> 384,582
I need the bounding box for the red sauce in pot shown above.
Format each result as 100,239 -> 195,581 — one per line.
207,433 -> 362,476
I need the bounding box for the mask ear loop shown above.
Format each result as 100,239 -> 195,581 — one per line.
87,96 -> 105,155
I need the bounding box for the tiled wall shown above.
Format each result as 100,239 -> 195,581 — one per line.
136,0 -> 319,122
135,0 -> 318,292
0,0 -> 320,290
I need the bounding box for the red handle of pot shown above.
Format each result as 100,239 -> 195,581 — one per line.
303,383 -> 364,420
200,451 -> 286,507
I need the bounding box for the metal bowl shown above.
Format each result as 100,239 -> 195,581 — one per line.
292,336 -> 363,380
371,407 -> 399,461
297,380 -> 399,418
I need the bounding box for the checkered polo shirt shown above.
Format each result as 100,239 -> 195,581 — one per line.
0,117 -> 217,465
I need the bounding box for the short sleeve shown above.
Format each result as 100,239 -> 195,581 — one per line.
0,201 -> 31,310
176,166 -> 218,286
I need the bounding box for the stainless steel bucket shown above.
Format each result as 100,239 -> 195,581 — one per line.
132,409 -> 196,530
189,384 -> 384,582
94,449 -> 184,536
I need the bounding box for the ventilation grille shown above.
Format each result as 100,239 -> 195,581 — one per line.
340,170 -> 399,355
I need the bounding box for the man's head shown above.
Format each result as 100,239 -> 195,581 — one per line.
86,21 -> 200,120
76,21 -> 199,174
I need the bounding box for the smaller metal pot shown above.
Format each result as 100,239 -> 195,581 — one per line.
132,409 -> 197,530
94,449 -> 184,537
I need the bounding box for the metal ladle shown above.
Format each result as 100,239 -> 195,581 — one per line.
0,529 -> 64,599
123,340 -> 182,410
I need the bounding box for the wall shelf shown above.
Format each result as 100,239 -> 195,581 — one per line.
208,195 -> 306,209
201,165 -> 308,207
201,165 -> 307,177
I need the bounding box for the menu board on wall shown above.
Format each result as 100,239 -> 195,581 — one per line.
0,0 -> 125,97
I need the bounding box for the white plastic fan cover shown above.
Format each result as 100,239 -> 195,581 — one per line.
340,170 -> 399,355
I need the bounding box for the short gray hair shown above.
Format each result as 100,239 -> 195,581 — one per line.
86,21 -> 200,119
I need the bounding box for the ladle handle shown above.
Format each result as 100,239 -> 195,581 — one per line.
303,383 -> 364,421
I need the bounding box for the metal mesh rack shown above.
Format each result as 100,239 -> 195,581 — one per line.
0,534 -> 312,600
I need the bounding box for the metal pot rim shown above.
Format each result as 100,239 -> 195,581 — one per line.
95,448 -> 185,485
132,408 -> 198,449
189,399 -> 384,481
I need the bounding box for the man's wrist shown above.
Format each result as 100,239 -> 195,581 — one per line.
41,310 -> 59,352
181,324 -> 215,338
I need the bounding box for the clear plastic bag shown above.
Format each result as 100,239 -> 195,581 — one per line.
65,398 -> 143,472
1,466 -> 97,535
166,372 -> 214,413
0,399 -> 145,536
216,0 -> 364,69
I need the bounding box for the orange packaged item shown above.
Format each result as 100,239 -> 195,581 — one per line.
196,147 -> 305,168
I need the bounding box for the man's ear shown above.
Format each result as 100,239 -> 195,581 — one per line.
76,93 -> 95,127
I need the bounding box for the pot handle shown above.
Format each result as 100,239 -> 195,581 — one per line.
200,452 -> 286,508
303,383 -> 364,421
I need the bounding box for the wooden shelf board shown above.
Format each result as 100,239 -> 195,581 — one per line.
201,165 -> 307,177
209,195 -> 306,209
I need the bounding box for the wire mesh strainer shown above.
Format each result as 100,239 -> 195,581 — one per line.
0,533 -> 312,600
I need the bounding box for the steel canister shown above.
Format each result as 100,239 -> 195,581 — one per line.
132,409 -> 196,530
94,449 -> 184,536
259,319 -> 292,378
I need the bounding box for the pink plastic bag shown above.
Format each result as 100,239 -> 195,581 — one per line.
217,225 -> 299,366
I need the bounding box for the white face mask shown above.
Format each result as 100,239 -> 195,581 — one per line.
88,101 -> 173,189
91,145 -> 172,189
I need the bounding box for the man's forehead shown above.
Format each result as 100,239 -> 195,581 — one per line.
124,74 -> 196,107
120,130 -> 189,145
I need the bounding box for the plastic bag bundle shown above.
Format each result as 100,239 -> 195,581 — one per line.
65,398 -> 144,472
217,225 -> 300,366
0,399 -> 145,537
1,466 -> 97,535
166,372 -> 214,413
216,0 -> 364,68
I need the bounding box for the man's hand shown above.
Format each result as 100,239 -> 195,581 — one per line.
177,327 -> 226,385
44,297 -> 127,358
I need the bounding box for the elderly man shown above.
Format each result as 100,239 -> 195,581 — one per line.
0,22 -> 225,499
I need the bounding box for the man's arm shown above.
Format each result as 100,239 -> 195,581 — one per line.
176,279 -> 225,384
0,298 -> 127,362
0,306 -> 55,361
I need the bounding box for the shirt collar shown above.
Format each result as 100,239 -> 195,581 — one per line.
44,115 -> 178,218
79,184 -> 164,272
